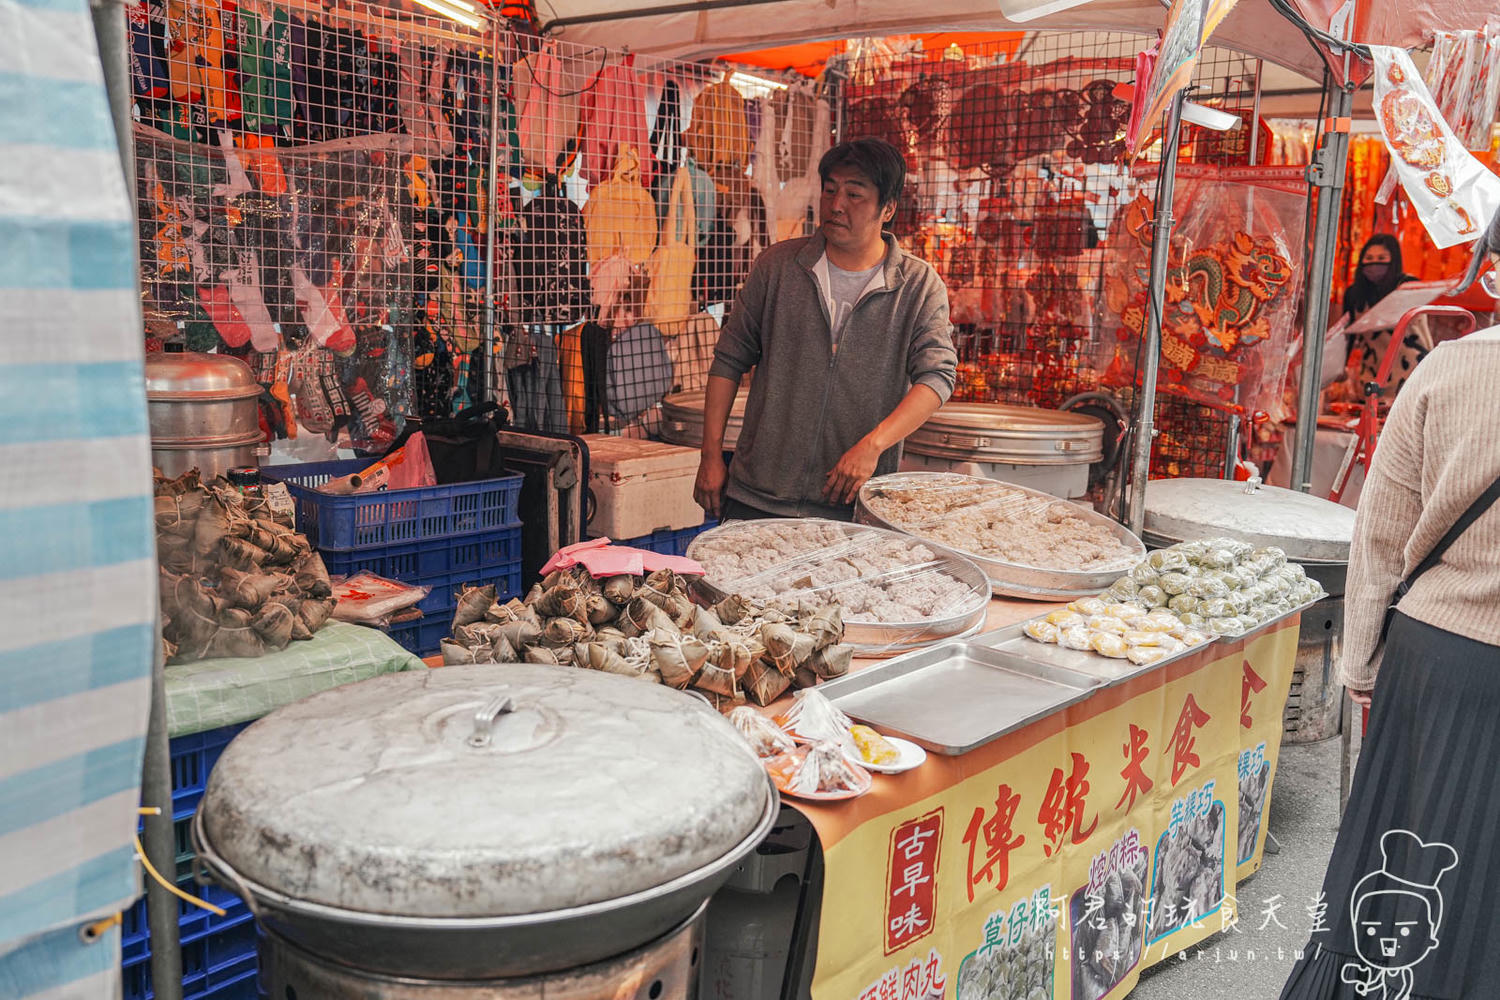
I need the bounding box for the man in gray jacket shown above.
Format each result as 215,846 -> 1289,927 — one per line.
694,137 -> 958,521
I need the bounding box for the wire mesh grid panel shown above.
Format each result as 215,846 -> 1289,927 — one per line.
835,32 -> 1255,479
496,38 -> 831,438
132,0 -> 502,454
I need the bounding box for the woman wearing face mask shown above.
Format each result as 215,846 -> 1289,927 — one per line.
1279,207 -> 1500,1000
1339,234 -> 1428,400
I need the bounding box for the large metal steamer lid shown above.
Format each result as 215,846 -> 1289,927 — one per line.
199,665 -> 774,922
145,349 -> 262,401
905,402 -> 1104,466
1143,477 -> 1356,563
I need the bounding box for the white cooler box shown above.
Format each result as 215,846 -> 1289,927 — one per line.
583,435 -> 705,539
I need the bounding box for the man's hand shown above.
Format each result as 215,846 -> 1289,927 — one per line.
1349,688 -> 1372,709
695,452 -> 729,519
823,436 -> 883,505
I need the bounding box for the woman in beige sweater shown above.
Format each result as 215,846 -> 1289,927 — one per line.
1281,208 -> 1500,999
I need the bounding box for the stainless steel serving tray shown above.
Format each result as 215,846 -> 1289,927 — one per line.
975,619 -> 1204,689
856,473 -> 1146,601
977,591 -> 1324,688
686,518 -> 993,656
1223,592 -> 1325,643
814,641 -> 1102,755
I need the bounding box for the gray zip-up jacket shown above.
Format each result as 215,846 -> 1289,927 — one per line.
708,231 -> 958,519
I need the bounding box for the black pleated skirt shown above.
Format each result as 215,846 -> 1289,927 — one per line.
1280,613 -> 1500,1000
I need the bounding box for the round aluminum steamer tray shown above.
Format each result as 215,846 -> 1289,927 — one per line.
1142,477 -> 1354,595
686,518 -> 992,656
904,401 -> 1105,466
855,472 -> 1146,601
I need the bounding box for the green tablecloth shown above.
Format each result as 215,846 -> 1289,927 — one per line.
164,622 -> 426,737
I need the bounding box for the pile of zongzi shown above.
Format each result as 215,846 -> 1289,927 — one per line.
443,566 -> 853,706
155,469 -> 336,663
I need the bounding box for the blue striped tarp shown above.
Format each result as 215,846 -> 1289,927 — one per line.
0,0 -> 155,991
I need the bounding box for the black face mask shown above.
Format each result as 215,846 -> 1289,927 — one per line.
1361,262 -> 1393,284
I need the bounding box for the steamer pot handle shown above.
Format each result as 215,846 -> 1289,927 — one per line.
468,693 -> 515,748
190,808 -> 266,924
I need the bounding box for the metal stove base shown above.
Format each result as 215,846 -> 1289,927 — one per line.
261,902 -> 705,1000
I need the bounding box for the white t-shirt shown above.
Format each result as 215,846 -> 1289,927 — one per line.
825,259 -> 882,347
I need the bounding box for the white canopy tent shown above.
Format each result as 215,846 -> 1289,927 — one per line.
539,0 -> 1329,80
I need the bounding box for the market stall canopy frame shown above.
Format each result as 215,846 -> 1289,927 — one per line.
541,0 -> 1329,81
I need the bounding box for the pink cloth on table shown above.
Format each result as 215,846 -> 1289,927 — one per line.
541,538 -> 704,578
639,552 -> 705,575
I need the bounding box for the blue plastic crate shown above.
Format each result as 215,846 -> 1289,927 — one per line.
123,723 -> 258,973
383,605 -> 457,658
124,941 -> 259,1000
121,882 -> 255,965
381,556 -> 524,658
381,613 -> 425,656
194,954 -> 258,1000
164,724 -> 248,817
262,459 -> 522,550
320,524 -> 523,582
416,565 -> 523,615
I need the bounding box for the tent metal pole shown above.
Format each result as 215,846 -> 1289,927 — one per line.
1249,59 -> 1263,166
1126,88 -> 1188,536
483,17 -> 503,404
1291,77 -> 1355,493
541,0 -> 784,33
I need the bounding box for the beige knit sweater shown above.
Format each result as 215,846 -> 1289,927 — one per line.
1342,326 -> 1500,689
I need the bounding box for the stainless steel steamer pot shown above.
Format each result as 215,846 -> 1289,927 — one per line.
145,349 -> 263,479
194,664 -> 778,982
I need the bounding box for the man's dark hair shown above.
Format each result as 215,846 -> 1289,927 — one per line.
818,138 -> 907,207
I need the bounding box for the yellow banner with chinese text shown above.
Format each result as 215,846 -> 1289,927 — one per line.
802,618 -> 1299,1000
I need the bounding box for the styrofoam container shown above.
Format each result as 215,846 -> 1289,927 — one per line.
584,435 -> 705,539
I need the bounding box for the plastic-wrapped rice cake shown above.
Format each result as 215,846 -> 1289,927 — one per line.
689,518 -> 988,625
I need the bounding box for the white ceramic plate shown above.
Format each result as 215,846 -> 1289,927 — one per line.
845,736 -> 927,774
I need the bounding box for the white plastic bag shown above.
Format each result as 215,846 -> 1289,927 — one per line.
1370,46 -> 1500,249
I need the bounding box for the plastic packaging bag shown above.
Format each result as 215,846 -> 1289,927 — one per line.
1094,167 -> 1305,420
1370,45 -> 1500,250
331,572 -> 432,624
384,433 -> 439,490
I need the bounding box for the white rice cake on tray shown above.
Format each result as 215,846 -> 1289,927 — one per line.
862,475 -> 1139,572
689,519 -> 985,624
